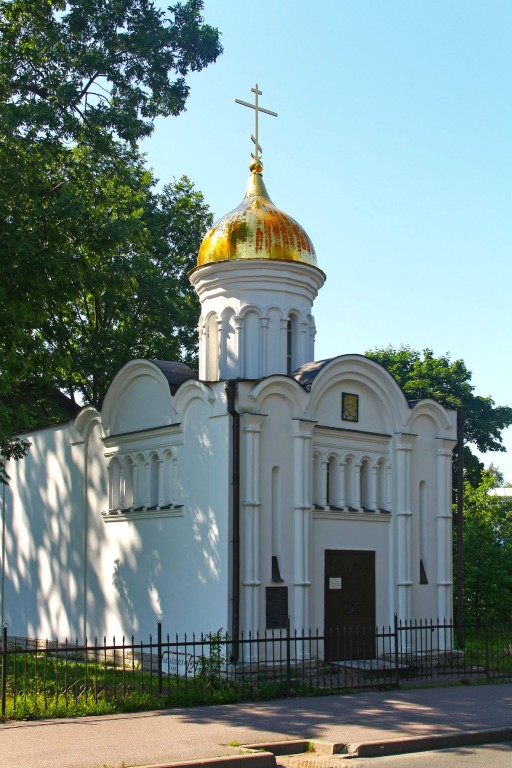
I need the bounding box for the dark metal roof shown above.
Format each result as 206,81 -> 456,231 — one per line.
292,358 -> 336,391
150,360 -> 197,395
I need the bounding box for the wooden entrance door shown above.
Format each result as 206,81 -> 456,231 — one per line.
324,550 -> 376,661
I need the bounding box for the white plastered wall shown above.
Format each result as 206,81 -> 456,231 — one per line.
97,364 -> 231,639
238,354 -> 457,637
4,419 -> 107,639
4,363 -> 232,642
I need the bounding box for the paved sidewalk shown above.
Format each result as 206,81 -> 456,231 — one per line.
1,683 -> 512,768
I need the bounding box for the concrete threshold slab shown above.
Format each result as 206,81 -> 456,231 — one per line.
331,659 -> 408,671
241,740 -> 347,759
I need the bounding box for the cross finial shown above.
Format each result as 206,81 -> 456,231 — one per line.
235,84 -> 278,164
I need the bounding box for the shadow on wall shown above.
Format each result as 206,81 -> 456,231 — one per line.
95,394 -> 225,639
4,424 -> 105,639
112,548 -> 162,634
108,511 -> 222,638
107,406 -> 224,639
3,390 -> 227,641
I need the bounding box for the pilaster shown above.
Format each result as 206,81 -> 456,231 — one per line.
371,463 -> 378,511
280,317 -> 288,375
260,317 -> 269,377
354,462 -> 362,511
241,412 -> 267,637
395,433 -> 416,623
292,419 -> 316,646
436,437 -> 456,630
231,315 -> 242,379
338,460 -> 346,508
299,321 -> 309,368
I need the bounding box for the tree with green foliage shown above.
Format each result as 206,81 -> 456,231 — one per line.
36,151 -> 212,408
457,470 -> 512,623
365,346 -> 512,487
0,141 -> 212,473
38,152 -> 211,408
0,0 -> 221,145
0,1 -> 221,481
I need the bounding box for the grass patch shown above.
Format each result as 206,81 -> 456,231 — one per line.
1,647 -> 316,720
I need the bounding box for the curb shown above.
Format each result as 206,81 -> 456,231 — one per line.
350,726 -> 512,758
130,753 -> 277,768
241,741 -> 312,757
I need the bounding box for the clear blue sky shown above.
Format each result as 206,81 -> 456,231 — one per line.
143,0 -> 512,479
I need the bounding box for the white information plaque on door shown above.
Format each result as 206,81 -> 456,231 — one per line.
329,577 -> 342,590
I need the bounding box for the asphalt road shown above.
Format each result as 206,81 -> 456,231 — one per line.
2,683 -> 512,768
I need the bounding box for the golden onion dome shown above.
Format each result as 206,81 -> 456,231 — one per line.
196,159 -> 317,267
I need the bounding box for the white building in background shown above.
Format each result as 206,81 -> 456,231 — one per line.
489,488 -> 512,500
3,129 -> 457,656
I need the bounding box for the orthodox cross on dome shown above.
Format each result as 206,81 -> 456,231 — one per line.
235,84 -> 278,162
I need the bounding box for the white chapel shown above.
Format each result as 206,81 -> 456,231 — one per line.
3,90 -> 458,651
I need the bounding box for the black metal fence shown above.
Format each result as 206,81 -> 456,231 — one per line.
1,618 -> 512,719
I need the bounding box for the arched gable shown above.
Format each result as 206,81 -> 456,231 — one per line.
102,360 -> 174,436
407,399 -> 456,436
305,354 -> 411,434
72,406 -> 102,444
172,378 -> 216,418
248,375 -> 309,413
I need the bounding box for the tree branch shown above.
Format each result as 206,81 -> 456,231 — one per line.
77,72 -> 102,101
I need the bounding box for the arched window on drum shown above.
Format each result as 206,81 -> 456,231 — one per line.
286,313 -> 300,374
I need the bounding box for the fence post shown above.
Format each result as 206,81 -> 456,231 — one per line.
484,617 -> 490,681
1,624 -> 6,717
393,614 -> 400,689
157,621 -> 163,695
286,616 -> 291,693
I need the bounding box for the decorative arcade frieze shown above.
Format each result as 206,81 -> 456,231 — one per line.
102,444 -> 183,522
312,447 -> 392,516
